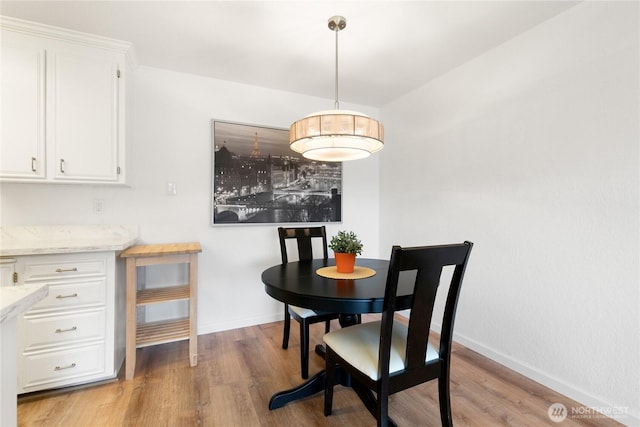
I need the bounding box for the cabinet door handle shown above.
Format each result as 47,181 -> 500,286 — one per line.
56,293 -> 78,299
60,158 -> 65,173
31,157 -> 37,172
55,326 -> 77,333
54,363 -> 77,371
55,267 -> 78,273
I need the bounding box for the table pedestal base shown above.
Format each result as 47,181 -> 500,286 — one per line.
268,369 -> 329,410
268,344 -> 341,410
268,329 -> 397,426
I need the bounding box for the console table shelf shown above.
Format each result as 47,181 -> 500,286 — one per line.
121,242 -> 201,380
136,318 -> 190,347
136,285 -> 190,305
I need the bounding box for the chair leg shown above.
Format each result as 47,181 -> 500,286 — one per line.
282,304 -> 290,350
324,319 -> 331,333
324,349 -> 335,416
376,384 -> 390,427
300,320 -> 310,379
438,374 -> 453,427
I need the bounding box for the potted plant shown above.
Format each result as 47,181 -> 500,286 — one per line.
328,230 -> 363,273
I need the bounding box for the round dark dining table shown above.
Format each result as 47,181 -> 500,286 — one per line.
262,258 -> 415,316
261,257 -> 415,412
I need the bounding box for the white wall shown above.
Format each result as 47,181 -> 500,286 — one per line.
0,65 -> 381,332
380,2 -> 638,423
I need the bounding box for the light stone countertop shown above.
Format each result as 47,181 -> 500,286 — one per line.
0,282 -> 48,324
0,225 -> 139,256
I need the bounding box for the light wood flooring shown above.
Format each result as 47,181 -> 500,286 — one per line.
18,316 -> 622,426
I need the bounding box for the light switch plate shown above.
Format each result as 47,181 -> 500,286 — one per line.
93,199 -> 105,214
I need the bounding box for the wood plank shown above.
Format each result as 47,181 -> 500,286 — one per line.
136,285 -> 190,305
133,253 -> 193,267
125,257 -> 137,380
136,319 -> 190,347
188,253 -> 198,367
120,242 -> 202,258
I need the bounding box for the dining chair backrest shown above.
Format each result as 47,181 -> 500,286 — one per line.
278,226 -> 328,264
381,241 -> 473,388
323,241 -> 473,425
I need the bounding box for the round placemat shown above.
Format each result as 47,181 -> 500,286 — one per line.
316,266 -> 376,280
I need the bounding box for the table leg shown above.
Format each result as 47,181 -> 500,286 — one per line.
269,370 -> 325,410
268,360 -> 396,426
315,343 -> 326,358
338,313 -> 360,328
269,365 -> 351,409
125,258 -> 137,380
270,312 -> 361,410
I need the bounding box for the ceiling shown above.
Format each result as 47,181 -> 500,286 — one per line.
0,1 -> 578,107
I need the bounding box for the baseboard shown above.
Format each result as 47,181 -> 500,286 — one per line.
198,313 -> 283,335
448,328 -> 639,426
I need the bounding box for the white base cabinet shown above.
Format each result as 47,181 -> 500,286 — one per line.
0,16 -> 134,185
15,252 -> 125,394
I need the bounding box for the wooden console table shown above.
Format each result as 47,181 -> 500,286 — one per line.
121,242 -> 201,380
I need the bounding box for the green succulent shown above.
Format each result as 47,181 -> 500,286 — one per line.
328,230 -> 363,255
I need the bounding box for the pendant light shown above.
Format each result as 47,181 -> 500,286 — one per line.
289,16 -> 384,162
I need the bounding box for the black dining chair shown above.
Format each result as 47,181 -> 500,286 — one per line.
323,241 -> 473,427
278,226 -> 340,379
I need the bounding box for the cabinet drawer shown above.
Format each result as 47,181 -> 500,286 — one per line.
21,309 -> 105,351
29,278 -> 106,311
20,344 -> 106,391
24,258 -> 106,281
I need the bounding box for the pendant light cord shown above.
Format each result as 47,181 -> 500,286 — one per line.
334,25 -> 339,110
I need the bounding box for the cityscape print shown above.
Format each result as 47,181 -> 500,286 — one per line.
211,120 -> 342,224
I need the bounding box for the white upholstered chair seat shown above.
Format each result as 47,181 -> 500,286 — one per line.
290,305 -> 318,318
323,320 -> 439,381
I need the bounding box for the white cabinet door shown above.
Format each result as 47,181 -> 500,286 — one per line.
0,32 -> 46,180
49,51 -> 121,182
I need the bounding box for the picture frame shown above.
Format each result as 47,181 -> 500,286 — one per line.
211,120 -> 342,225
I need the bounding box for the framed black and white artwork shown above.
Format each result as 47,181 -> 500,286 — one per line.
211,120 -> 342,225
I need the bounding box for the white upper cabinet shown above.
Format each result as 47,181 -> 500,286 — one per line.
0,16 -> 134,185
0,33 -> 46,180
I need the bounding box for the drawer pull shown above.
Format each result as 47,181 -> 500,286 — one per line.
55,326 -> 77,334
56,293 -> 78,299
55,267 -> 78,273
54,363 -> 77,371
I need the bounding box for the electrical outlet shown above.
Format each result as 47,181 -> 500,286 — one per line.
93,199 -> 105,214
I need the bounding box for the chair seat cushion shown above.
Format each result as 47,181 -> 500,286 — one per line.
290,305 -> 318,318
323,320 -> 439,381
